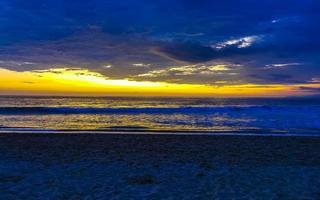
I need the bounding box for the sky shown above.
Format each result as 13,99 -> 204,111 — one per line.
0,0 -> 320,97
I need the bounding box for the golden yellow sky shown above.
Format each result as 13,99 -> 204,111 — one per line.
0,67 -> 319,97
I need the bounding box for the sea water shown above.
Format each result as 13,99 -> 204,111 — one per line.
0,96 -> 320,134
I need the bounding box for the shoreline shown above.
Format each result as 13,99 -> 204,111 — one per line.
1,129 -> 320,137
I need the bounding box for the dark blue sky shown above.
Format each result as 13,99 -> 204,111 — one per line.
0,0 -> 319,86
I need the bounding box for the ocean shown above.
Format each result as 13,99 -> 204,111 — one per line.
1,97 -> 320,199
1,96 -> 320,134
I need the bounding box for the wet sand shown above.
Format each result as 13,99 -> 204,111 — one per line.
1,132 -> 320,199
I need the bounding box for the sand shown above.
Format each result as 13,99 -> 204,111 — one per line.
0,132 -> 320,199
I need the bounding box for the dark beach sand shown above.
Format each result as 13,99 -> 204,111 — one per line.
1,132 -> 320,199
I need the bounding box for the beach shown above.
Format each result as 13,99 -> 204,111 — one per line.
1,132 -> 320,199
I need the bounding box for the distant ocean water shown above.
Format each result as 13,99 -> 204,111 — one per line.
0,96 -> 320,134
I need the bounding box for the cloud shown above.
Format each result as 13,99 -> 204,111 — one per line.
249,73 -> 298,84
132,63 -> 151,67
102,65 -> 112,69
213,35 -> 263,49
136,64 -> 238,77
309,78 -> 320,83
298,86 -> 320,93
153,43 -> 217,63
264,63 -> 302,69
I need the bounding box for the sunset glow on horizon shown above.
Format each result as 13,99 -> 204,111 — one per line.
1,67 -> 319,97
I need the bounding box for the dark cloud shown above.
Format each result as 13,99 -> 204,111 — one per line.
299,87 -> 320,93
248,73 -> 310,84
154,43 -> 216,63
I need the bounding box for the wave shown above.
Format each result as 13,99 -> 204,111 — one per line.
0,106 -> 244,115
0,105 -> 319,115
1,128 -> 320,137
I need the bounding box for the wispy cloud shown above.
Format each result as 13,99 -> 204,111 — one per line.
102,65 -> 112,69
264,63 -> 302,69
299,86 -> 320,93
132,63 -> 151,67
0,60 -> 35,66
309,77 -> 320,83
136,64 -> 239,78
213,36 -> 263,49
